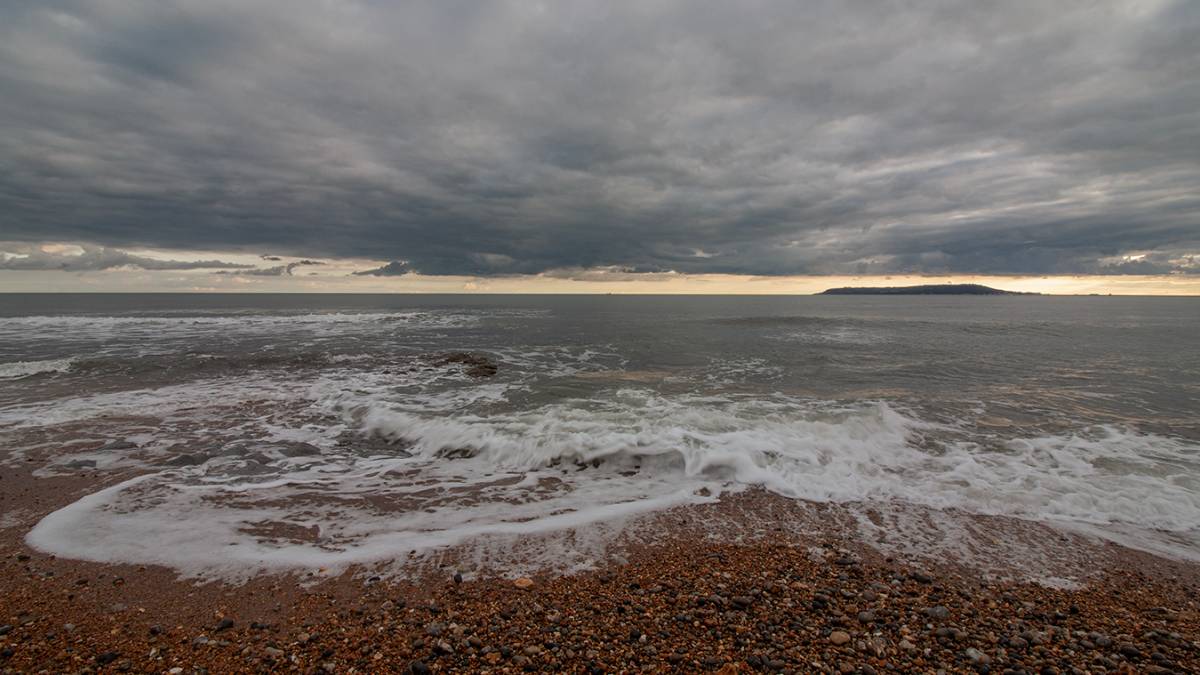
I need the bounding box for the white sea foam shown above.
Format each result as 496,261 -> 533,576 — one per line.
20,379 -> 1200,579
0,357 -> 75,379
0,310 -> 532,346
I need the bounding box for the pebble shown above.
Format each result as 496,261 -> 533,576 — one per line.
964,647 -> 990,665
1118,643 -> 1142,658
926,605 -> 950,620
513,577 -> 534,589
829,631 -> 851,645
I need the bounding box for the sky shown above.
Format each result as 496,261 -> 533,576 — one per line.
1,0 -> 1198,294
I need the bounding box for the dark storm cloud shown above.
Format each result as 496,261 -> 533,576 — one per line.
0,244 -> 250,271
1,0 -> 1197,276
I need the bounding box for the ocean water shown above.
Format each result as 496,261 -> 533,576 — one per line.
1,293 -> 1198,579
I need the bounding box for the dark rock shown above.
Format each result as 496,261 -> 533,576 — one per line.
214,618 -> 235,632
409,661 -> 431,675
453,572 -> 463,584
1117,643 -> 1141,658
434,352 -> 499,378
0,625 -> 10,636
96,651 -> 120,665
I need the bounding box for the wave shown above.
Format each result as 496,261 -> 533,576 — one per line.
0,357 -> 75,380
343,391 -> 1200,531
16,375 -> 1200,580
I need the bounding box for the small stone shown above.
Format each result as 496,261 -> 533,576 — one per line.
899,639 -> 917,653
214,618 -> 234,632
453,572 -> 463,584
925,605 -> 950,620
830,631 -> 851,646
910,571 -> 934,584
513,577 -> 534,589
0,625 -> 11,636
857,610 -> 875,623
964,647 -> 990,665
409,660 -> 431,675
1118,643 -> 1141,658
96,651 -> 120,665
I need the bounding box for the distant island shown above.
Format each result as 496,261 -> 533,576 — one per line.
819,283 -> 1037,295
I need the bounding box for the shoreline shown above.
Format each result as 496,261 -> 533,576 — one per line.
2,467 -> 1199,672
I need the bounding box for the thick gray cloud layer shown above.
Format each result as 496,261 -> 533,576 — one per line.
1,0 -> 1197,276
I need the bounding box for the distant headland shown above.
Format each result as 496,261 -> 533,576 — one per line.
819,283 -> 1038,296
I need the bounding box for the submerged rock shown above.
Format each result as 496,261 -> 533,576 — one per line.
434,352 -> 499,377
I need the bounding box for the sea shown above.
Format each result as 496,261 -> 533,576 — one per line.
1,293 -> 1197,582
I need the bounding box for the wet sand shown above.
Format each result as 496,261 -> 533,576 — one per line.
2,466 -> 1200,673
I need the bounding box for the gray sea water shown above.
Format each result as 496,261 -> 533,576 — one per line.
1,294 -> 1197,579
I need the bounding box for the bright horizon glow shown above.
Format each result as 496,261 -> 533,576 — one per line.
3,271 -> 1199,296
2,245 -> 1198,295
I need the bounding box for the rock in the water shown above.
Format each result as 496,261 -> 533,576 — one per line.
434,352 -> 499,377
